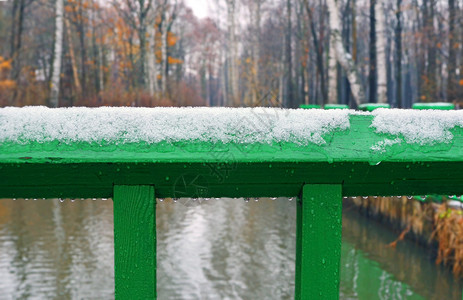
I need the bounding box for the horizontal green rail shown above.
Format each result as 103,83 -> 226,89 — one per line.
1,107 -> 463,299
2,114 -> 463,198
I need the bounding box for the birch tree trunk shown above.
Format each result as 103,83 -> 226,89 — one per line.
369,0 -> 377,103
147,22 -> 158,96
226,0 -> 238,105
328,35 -> 337,104
285,0 -> 294,107
375,0 -> 387,103
327,0 -> 365,105
49,0 -> 64,108
161,13 -> 168,97
395,0 -> 402,107
250,0 -> 261,106
447,0 -> 457,102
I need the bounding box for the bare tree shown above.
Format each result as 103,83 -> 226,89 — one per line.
147,7 -> 158,96
376,0 -> 387,103
447,0 -> 457,102
302,0 -> 328,104
113,0 -> 155,90
49,0 -> 64,108
225,0 -> 239,105
327,0 -> 365,105
395,0 -> 402,107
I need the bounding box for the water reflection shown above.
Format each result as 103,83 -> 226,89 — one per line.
0,199 -> 114,299
341,209 -> 462,300
157,198 -> 296,300
0,198 -> 459,299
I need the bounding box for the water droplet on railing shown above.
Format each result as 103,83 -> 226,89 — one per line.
158,198 -> 164,202
214,198 -> 220,201
12,198 -> 16,201
407,196 -> 413,200
362,196 -> 368,199
244,198 -> 250,203
173,198 -> 179,203
396,196 -> 402,199
92,198 -> 97,201
192,198 -> 198,202
204,198 -> 210,201
271,197 -> 277,200
33,198 -> 37,201
102,198 -> 108,201
289,197 -> 294,201
71,199 -> 76,202
254,198 -> 259,202
25,198 -> 29,201
59,198 -> 64,203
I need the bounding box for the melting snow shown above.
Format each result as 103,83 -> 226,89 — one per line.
0,106 -> 354,145
370,138 -> 402,153
371,108 -> 463,145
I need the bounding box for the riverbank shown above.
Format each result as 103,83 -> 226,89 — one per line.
344,196 -> 463,277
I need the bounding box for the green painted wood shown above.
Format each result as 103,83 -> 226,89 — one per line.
2,115 -> 463,199
113,185 -> 156,299
300,104 -> 321,109
3,161 -> 463,198
296,184 -> 342,300
358,103 -> 391,111
324,104 -> 349,110
412,102 -> 455,110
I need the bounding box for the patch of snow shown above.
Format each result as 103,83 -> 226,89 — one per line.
371,108 -> 463,145
0,106 -> 356,145
370,138 -> 402,153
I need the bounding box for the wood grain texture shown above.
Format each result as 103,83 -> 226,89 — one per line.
296,184 -> 342,300
113,185 -> 156,299
2,161 -> 463,198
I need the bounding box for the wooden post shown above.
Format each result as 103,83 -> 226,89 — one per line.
113,185 -> 156,299
295,184 -> 342,300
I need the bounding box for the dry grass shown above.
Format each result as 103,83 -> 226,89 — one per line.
432,204 -> 463,277
347,196 -> 463,277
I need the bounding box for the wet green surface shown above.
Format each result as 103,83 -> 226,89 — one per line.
0,198 -> 460,299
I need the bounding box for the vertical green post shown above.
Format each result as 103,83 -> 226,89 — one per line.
295,184 -> 342,300
113,185 -> 156,299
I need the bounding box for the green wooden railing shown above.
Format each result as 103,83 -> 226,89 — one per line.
1,107 -> 463,299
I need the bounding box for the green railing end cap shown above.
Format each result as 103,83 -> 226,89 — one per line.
324,104 -> 350,110
412,102 -> 455,110
358,103 -> 391,111
299,104 -> 321,109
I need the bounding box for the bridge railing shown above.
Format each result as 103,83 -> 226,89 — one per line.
1,106 -> 463,299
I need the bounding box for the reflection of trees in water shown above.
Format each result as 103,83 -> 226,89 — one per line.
0,198 -> 458,299
342,209 -> 462,300
156,198 -> 296,299
0,199 -> 114,299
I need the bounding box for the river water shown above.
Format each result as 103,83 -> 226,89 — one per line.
0,198 -> 460,299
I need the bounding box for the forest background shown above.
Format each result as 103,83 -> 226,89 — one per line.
0,0 -> 461,109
